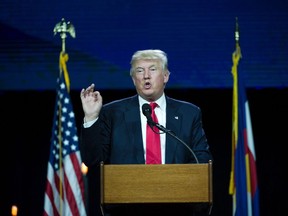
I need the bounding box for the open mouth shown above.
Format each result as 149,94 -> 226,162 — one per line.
144,81 -> 151,89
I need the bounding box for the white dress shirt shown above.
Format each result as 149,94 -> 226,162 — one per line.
139,94 -> 166,164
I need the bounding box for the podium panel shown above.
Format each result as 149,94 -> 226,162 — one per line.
100,161 -> 212,205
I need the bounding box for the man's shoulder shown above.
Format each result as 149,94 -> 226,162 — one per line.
104,95 -> 138,109
166,96 -> 200,111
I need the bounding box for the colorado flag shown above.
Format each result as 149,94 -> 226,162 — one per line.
229,44 -> 260,216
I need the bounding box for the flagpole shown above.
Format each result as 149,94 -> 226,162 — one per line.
230,17 -> 242,215
53,18 -> 76,216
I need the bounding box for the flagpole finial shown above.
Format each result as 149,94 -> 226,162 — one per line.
53,18 -> 76,52
232,17 -> 242,70
235,17 -> 240,44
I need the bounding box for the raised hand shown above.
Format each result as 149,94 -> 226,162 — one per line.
80,83 -> 103,122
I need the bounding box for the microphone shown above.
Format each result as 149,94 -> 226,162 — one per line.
141,103 -> 155,128
141,103 -> 199,163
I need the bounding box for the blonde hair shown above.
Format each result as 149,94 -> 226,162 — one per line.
130,49 -> 170,76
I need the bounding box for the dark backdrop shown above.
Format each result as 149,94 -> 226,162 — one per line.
1,87 -> 287,216
1,0 -> 288,90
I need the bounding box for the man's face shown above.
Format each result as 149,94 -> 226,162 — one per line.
131,59 -> 169,101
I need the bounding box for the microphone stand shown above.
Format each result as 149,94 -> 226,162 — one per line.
148,120 -> 199,164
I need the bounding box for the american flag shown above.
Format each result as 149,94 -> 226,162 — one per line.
43,71 -> 87,216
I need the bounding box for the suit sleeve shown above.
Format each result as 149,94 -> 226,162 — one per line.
79,115 -> 111,167
189,107 -> 213,163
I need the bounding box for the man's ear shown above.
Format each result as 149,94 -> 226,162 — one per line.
164,71 -> 170,84
132,76 -> 136,86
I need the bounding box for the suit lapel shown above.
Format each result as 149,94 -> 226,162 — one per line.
165,97 -> 182,163
124,96 -> 145,164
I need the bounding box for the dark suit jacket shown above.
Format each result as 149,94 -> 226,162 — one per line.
80,95 -> 212,216
80,94 -> 212,166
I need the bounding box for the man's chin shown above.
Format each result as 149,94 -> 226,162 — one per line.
139,91 -> 155,101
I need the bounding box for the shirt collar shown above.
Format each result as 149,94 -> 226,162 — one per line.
138,94 -> 166,111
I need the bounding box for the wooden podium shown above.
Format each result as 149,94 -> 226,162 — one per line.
100,160 -> 213,214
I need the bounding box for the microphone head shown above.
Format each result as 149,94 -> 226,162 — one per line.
142,103 -> 152,117
142,103 -> 157,128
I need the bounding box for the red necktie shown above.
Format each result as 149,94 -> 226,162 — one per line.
146,102 -> 161,164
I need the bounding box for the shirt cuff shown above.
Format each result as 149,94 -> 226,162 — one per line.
83,117 -> 98,128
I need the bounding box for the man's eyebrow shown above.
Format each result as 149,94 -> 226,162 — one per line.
136,64 -> 157,68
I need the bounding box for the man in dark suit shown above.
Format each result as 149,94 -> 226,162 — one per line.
79,49 -> 213,216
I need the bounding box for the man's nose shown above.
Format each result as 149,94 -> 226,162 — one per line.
143,69 -> 150,78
